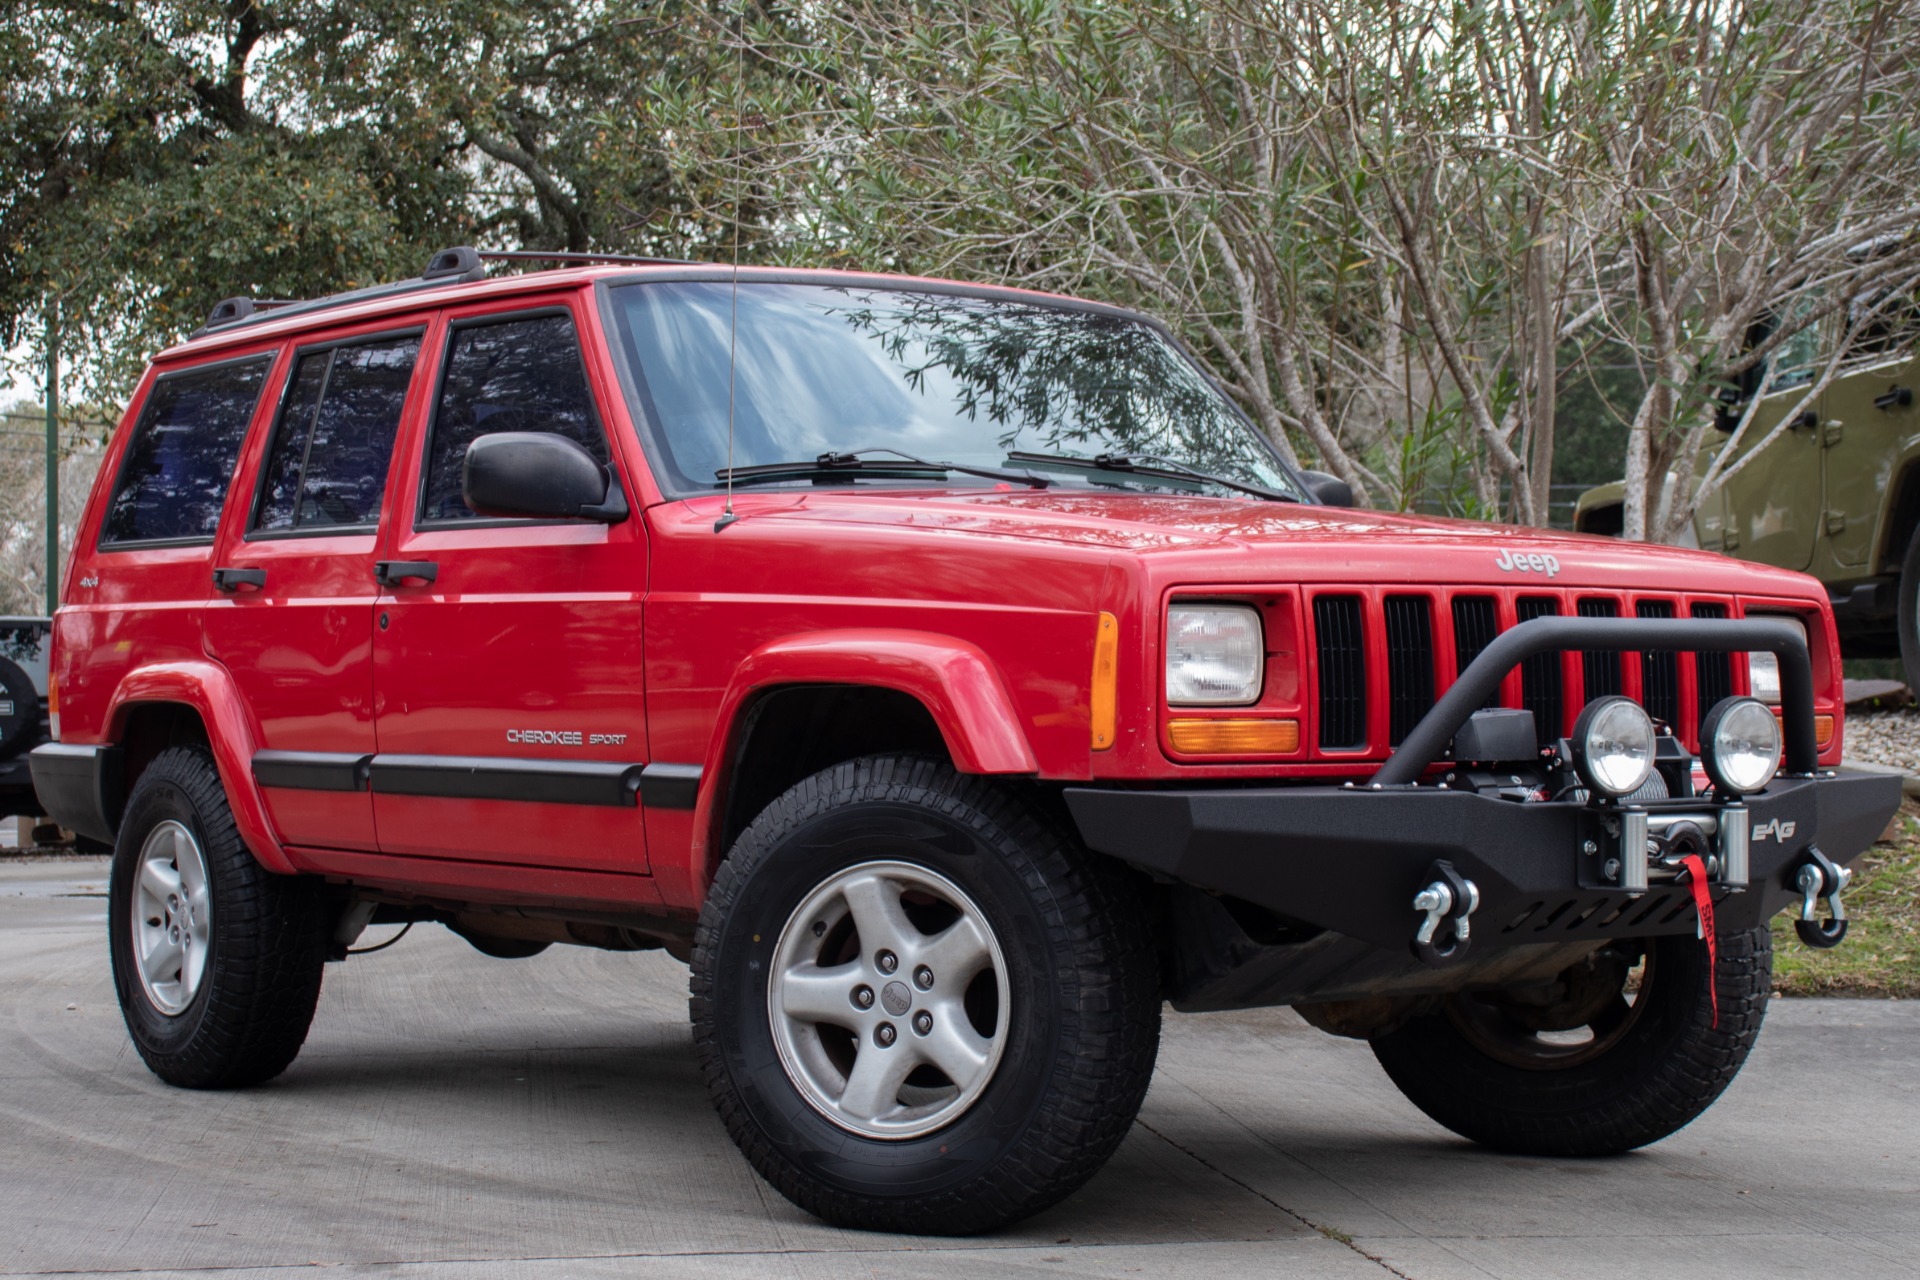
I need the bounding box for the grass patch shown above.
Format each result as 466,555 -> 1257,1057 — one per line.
1771,799 -> 1920,997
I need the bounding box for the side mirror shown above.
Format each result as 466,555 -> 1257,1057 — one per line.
463,432 -> 628,523
1299,470 -> 1354,508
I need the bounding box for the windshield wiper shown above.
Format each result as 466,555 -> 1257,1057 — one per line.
1006,450 -> 1297,502
716,448 -> 1051,489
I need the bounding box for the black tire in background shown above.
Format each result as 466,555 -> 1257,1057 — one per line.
1896,522 -> 1920,694
692,755 -> 1162,1235
0,656 -> 39,757
109,746 -> 329,1089
1370,928 -> 1771,1156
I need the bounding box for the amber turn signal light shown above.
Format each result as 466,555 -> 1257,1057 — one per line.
1779,710 -> 1837,749
1091,612 -> 1119,750
1167,718 -> 1300,755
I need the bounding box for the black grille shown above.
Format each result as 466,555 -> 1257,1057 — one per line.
1637,599 -> 1680,730
1452,597 -> 1500,708
1314,595 -> 1367,749
1384,596 -> 1435,746
1577,598 -> 1622,700
1692,602 -> 1733,734
1516,597 -> 1563,745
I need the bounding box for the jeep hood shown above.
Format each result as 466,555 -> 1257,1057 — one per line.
721,489 -> 1822,597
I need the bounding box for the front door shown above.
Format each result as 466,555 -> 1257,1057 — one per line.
1823,353 -> 1912,572
370,300 -> 651,873
204,327 -> 427,851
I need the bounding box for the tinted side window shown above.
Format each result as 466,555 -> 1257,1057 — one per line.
102,356 -> 273,545
254,335 -> 419,532
421,314 -> 608,522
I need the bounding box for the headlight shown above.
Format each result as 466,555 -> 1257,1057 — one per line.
1570,696 -> 1656,798
1700,696 -> 1781,796
1166,604 -> 1264,705
1746,615 -> 1806,705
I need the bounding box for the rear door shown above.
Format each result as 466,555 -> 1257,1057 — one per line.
203,326 -> 428,851
368,297 -> 651,873
63,352 -> 280,746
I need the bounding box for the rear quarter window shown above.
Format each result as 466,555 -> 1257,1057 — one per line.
102,355 -> 275,546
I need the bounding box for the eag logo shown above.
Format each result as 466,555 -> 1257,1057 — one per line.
1752,818 -> 1797,843
1494,549 -> 1561,577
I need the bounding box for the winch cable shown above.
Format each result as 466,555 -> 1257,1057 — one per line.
1676,853 -> 1718,1028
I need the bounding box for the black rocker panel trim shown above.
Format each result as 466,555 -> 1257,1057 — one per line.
250,752 -> 704,809
252,750 -> 372,792
369,755 -> 645,807
637,762 -> 702,810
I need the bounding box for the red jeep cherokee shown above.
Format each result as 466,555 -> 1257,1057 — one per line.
31,249 -> 1899,1234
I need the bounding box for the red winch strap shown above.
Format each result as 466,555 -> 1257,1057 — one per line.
1678,852 -> 1717,1029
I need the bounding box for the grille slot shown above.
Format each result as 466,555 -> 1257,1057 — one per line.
1384,596 -> 1435,746
1516,597 -> 1563,745
1314,595 -> 1367,749
1578,597 -> 1622,700
1636,599 -> 1680,730
1452,597 -> 1500,707
1692,602 -> 1733,735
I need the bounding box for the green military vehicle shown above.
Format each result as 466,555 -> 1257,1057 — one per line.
1575,306 -> 1920,687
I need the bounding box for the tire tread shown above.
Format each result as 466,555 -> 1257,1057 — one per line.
690,754 -> 1161,1234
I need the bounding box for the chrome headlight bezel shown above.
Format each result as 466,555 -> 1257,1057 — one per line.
1165,603 -> 1265,707
1570,695 -> 1657,799
1700,696 -> 1782,796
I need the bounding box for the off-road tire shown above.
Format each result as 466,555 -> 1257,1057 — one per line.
108,747 -> 328,1088
691,755 -> 1161,1235
1896,522 -> 1920,695
1370,927 -> 1771,1156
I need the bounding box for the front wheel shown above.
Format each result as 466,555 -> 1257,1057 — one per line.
691,756 -> 1161,1234
1370,928 -> 1771,1156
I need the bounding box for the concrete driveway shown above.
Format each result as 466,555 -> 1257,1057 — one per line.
3,855 -> 1915,1279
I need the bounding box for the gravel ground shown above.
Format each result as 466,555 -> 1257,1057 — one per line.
1847,708 -> 1920,773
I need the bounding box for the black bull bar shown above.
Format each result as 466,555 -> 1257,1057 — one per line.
1066,616 -> 1901,957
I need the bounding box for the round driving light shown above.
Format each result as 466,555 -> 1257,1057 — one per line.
1700,696 -> 1781,796
1570,696 -> 1656,798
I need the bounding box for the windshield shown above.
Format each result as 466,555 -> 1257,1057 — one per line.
606,281 -> 1302,499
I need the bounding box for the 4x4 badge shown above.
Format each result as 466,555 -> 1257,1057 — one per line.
1753,818 -> 1797,843
1494,549 -> 1560,577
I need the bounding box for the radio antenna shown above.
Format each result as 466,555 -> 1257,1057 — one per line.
714,6 -> 744,535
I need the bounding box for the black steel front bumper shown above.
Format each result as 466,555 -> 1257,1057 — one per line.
1066,615 -> 1901,962
1066,771 -> 1897,954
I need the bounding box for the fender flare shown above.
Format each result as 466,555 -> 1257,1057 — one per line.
106,662 -> 294,874
683,629 -> 1038,891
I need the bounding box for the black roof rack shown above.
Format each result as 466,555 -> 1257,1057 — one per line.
191,245 -> 695,339
477,250 -> 698,268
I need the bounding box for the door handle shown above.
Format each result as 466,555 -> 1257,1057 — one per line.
212,567 -> 267,593
374,560 -> 439,587
1875,386 -> 1913,411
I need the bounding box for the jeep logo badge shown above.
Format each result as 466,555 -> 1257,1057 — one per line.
1752,817 -> 1797,843
1495,549 -> 1560,577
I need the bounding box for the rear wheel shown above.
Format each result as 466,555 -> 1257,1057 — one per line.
1370,928 -> 1771,1156
108,747 -> 328,1088
691,755 -> 1161,1234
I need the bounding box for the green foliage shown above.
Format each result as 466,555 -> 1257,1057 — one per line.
1,0 -> 738,401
